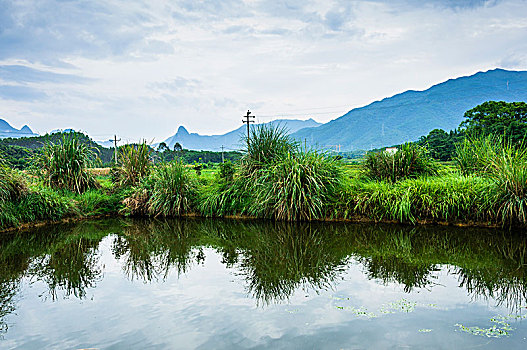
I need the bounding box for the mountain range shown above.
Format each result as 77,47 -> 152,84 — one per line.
2,68 -> 526,151
162,118 -> 322,151
0,119 -> 37,139
292,69 -> 527,150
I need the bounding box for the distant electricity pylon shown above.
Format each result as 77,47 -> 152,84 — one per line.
327,144 -> 341,152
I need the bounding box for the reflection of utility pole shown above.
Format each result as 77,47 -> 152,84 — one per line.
242,110 -> 255,144
109,135 -> 121,164
221,145 -> 225,163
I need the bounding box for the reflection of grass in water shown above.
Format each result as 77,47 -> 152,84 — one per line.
0,280 -> 18,337
455,314 -> 527,338
239,223 -> 349,305
113,219 -> 203,282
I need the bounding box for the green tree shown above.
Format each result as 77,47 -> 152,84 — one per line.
417,129 -> 460,161
157,142 -> 168,152
460,101 -> 527,143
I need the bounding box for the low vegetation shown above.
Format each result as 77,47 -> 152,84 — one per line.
363,143 -> 438,182
1,100 -> 527,231
113,142 -> 152,187
33,134 -> 99,194
146,160 -> 197,217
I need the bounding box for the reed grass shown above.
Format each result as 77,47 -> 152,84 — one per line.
147,161 -> 197,217
362,143 -> 438,182
487,145 -> 527,225
0,165 -> 27,202
33,134 -> 98,194
197,179 -> 249,217
240,124 -> 297,175
342,175 -> 495,224
454,134 -> 500,175
115,142 -> 152,187
72,189 -> 122,216
454,135 -> 527,226
247,151 -> 343,221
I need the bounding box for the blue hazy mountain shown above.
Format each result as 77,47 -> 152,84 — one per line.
292,69 -> 527,150
163,118 -> 322,151
0,119 -> 37,138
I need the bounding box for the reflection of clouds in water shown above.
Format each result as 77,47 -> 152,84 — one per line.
0,218 -> 526,347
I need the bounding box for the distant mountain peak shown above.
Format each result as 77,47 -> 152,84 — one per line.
177,126 -> 189,135
20,125 -> 33,133
0,118 -> 38,139
0,118 -> 14,132
163,118 -> 321,151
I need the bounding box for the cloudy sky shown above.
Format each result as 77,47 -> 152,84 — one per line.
0,0 -> 526,142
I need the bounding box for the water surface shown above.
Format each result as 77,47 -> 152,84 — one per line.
0,218 -> 526,349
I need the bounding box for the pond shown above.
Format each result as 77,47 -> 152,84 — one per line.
0,218 -> 526,349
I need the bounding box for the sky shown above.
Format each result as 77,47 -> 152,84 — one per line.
0,0 -> 526,142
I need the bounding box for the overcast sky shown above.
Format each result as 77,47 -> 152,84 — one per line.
1,0 -> 526,142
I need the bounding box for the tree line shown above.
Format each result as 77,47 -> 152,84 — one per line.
416,101 -> 527,161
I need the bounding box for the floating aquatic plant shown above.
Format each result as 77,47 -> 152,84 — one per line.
455,314 -> 527,338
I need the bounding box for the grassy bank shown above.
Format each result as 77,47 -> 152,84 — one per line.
2,129 -> 527,231
0,135 -> 125,231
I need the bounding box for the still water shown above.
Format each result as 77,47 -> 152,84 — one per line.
0,218 -> 526,349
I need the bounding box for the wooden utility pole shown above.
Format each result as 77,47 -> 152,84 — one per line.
242,110 -> 255,144
109,135 -> 121,164
221,145 -> 225,163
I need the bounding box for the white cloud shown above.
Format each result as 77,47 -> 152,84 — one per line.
0,0 -> 526,141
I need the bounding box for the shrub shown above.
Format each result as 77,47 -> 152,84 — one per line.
362,143 -> 438,183
147,161 -> 197,217
115,142 -> 152,187
33,134 -> 98,194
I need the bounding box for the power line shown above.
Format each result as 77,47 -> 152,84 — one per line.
257,110 -> 348,118
261,104 -> 351,114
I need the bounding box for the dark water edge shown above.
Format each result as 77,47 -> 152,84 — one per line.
0,218 -> 526,349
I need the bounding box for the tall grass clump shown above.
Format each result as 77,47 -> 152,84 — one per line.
454,134 -> 501,175
197,125 -> 344,221
0,163 -> 27,202
249,151 -> 343,221
197,179 -> 249,217
454,135 -> 527,225
33,134 -> 98,194
487,143 -> 527,225
240,124 -> 297,175
115,142 -> 152,187
147,161 -> 197,216
345,175 -> 494,224
362,143 -> 438,183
